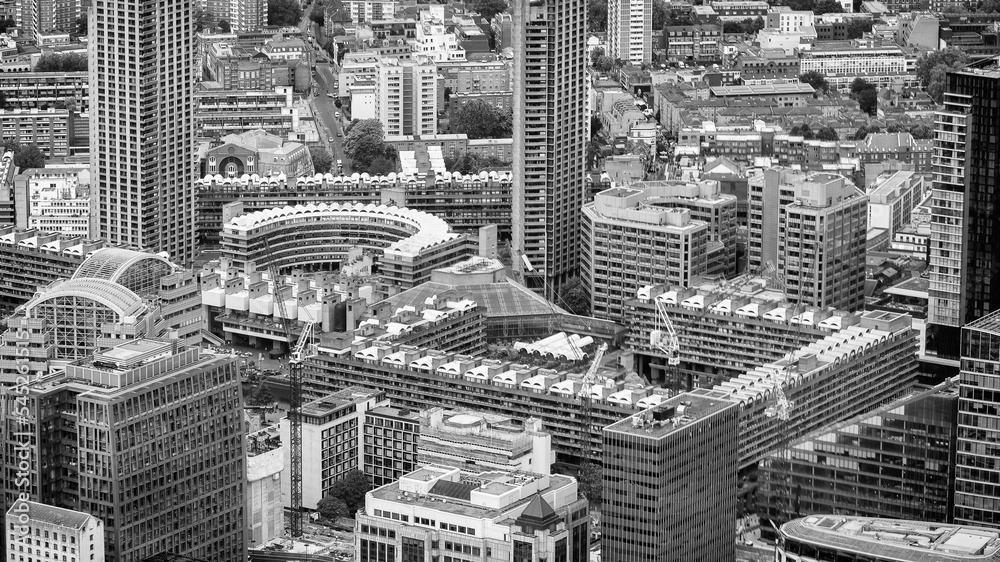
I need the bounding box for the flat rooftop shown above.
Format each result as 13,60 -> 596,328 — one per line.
604,388 -> 736,438
781,515 -> 1000,560
301,386 -> 382,418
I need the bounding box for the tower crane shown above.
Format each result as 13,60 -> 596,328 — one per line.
650,296 -> 682,392
576,342 -> 608,460
261,235 -> 308,538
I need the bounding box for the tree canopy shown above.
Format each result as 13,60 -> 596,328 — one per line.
782,0 -> 844,12
722,17 -> 765,35
789,123 -> 837,140
559,277 -> 590,316
310,1 -> 326,25
268,0 -> 303,26
218,19 -> 232,32
588,0 -> 607,32
310,146 -> 333,174
34,53 -> 88,72
343,119 -> 397,173
577,461 -> 602,506
0,17 -> 16,34
798,71 -> 830,94
915,48 -> 970,103
468,0 -> 509,21
74,15 -> 87,35
316,496 -> 350,521
450,99 -> 513,140
845,18 -> 873,39
324,470 -> 371,515
848,78 -> 878,116
1,141 -> 47,169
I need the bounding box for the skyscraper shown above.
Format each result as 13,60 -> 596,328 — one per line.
928,67 -> 1000,358
511,0 -> 587,299
2,340 -> 247,561
607,0 -> 652,65
89,0 -> 197,264
955,310 -> 1000,528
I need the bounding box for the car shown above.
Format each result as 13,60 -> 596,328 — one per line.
329,137 -> 334,143
336,131 -> 342,137
335,111 -> 341,118
327,92 -> 333,97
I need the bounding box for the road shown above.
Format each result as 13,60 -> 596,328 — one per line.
297,12 -> 351,174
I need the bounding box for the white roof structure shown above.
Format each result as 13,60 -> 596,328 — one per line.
26,278 -> 146,317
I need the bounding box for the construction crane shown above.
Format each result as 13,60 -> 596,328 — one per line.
650,296 -> 682,392
260,236 -> 306,538
576,342 -> 609,460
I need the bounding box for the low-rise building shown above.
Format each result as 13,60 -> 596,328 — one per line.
709,0 -> 769,21
199,128 -> 313,178
355,466 -> 590,562
0,72 -> 89,112
417,408 -> 553,476
364,405 -> 420,487
5,501 -> 105,562
194,86 -> 298,140
246,428 -> 284,545
0,108 -> 76,157
798,42 -> 919,92
663,24 -> 723,65
708,83 -> 816,107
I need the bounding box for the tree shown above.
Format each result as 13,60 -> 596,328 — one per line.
343,119 -> 386,168
798,71 -> 830,94
34,53 -> 88,72
247,385 -> 274,406
326,469 -> 371,514
651,0 -> 670,30
590,115 -> 603,137
450,99 -> 513,140
594,55 -> 616,73
908,124 -> 934,139
443,153 -> 510,174
192,7 -> 215,32
816,127 -> 839,141
723,17 -> 764,35
586,140 -> 602,170
367,153 -> 397,175
853,124 -> 881,140
814,0 -> 845,13
0,17 -> 16,33
577,461 -> 602,506
334,98 -> 343,108
310,146 -> 333,174
268,0 -> 303,26
218,19 -> 231,32
789,124 -> 815,139
588,0 -> 607,31
980,0 -> 1000,11
849,77 -> 875,98
12,144 -> 46,169
858,88 -> 878,116
310,1 -> 326,25
559,277 -> 590,316
915,47 -> 969,103
74,14 -> 87,35
469,0 -> 509,21
590,47 -> 606,68
845,18 -> 873,39
316,495 -> 349,521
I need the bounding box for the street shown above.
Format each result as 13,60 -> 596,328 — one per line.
297,12 -> 352,174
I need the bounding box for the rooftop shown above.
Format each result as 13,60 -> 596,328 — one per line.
301,386 -> 383,418
781,516 -> 1000,561
6,500 -> 94,530
605,388 -> 737,439
966,309 -> 1000,336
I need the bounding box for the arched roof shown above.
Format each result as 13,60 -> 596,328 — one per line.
27,278 -> 145,317
73,248 -> 173,283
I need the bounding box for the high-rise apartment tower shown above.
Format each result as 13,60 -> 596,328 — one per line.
928,67 -> 1000,358
608,0 -> 652,65
89,0 -> 197,263
511,0 -> 588,299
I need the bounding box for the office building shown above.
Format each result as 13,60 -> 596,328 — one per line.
217,202 -> 475,298
346,0 -> 396,23
417,407 -> 553,476
798,44 -> 918,92
5,501 -> 104,562
867,170 -> 925,239
749,170 -> 868,311
608,0 -> 652,65
955,310 -> 1000,528
363,405 -> 420,487
355,465 -> 590,562
758,381 -> 957,525
13,167 -> 91,236
1,340 -> 247,561
194,87 -> 299,140
245,428 -> 284,546
91,0 -> 197,264
777,516 -> 1000,561
582,187 -> 712,322
0,248 -> 202,382
928,68 -> 1000,359
204,0 -> 268,32
512,0 -> 588,298
766,9 -> 815,33
663,24 -> 723,66
375,56 -> 438,137
280,387 -> 387,509
603,389 -> 740,562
